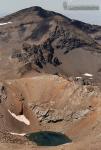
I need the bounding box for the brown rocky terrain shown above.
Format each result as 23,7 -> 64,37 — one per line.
0,75 -> 101,149
0,6 -> 101,150
0,6 -> 101,82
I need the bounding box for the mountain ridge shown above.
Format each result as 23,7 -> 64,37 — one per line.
0,6 -> 101,150
0,6 -> 101,83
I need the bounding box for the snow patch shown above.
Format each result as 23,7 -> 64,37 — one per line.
89,78 -> 93,80
8,56 -> 12,61
83,73 -> 93,77
10,132 -> 26,136
8,109 -> 30,125
75,77 -> 82,79
0,22 -> 12,26
7,81 -> 12,85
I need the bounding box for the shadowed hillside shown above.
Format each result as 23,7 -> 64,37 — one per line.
0,7 -> 101,83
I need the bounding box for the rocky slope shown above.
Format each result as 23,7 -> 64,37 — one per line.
0,6 -> 101,150
0,7 -> 101,82
0,75 -> 101,149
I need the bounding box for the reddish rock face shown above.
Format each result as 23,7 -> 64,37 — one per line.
0,75 -> 101,149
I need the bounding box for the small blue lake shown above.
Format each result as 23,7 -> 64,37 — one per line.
26,131 -> 72,146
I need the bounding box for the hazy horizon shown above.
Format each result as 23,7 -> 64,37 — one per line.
0,0 -> 101,25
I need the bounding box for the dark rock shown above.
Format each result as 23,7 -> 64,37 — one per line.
0,83 -> 7,103
47,53 -> 53,64
35,59 -> 43,69
22,42 -> 31,52
53,57 -> 61,66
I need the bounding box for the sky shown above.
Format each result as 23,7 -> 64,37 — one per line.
0,0 -> 101,25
